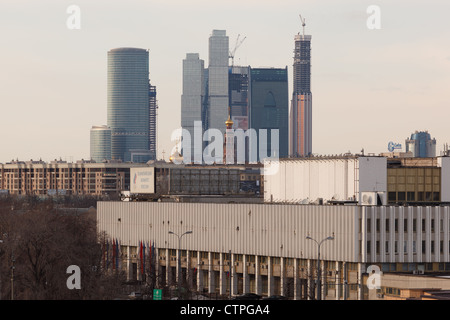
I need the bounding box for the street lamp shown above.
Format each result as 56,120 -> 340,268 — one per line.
306,234 -> 334,300
168,230 -> 192,295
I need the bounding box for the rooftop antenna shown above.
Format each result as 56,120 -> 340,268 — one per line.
299,14 -> 306,36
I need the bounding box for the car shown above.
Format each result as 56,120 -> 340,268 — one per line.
231,293 -> 261,300
262,295 -> 288,300
128,292 -> 143,300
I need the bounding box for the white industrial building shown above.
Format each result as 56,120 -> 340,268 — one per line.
264,156 -> 388,205
97,201 -> 450,300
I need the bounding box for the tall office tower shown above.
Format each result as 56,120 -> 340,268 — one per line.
289,31 -> 312,157
405,131 -> 437,157
249,68 -> 289,161
229,66 -> 250,130
181,53 -> 205,163
90,125 -> 112,162
107,47 -> 154,162
148,82 -> 157,160
208,30 -> 229,135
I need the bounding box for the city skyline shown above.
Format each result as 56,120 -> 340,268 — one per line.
1,1 -> 450,163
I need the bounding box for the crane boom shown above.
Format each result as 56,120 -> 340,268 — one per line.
299,14 -> 306,36
229,34 -> 246,67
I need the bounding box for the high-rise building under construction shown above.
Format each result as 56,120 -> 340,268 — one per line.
289,25 -> 312,157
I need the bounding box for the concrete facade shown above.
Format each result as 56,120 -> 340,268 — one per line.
97,201 -> 450,299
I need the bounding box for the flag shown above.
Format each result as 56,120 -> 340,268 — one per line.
112,238 -> 116,270
139,240 -> 144,275
115,238 -> 120,270
105,239 -> 109,270
143,241 -> 146,274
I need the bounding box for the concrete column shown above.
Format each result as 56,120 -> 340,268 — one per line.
357,263 -> 364,300
197,253 -> 203,292
186,250 -> 191,289
255,255 -> 262,296
307,259 -> 313,300
208,252 -> 215,293
231,253 -> 238,296
155,248 -> 160,288
293,258 -> 299,300
280,257 -> 285,296
336,261 -> 341,300
126,245 -> 132,282
268,256 -> 274,297
175,249 -> 181,283
166,248 -> 171,286
243,255 -> 249,294
320,260 -> 325,300
219,252 -> 227,296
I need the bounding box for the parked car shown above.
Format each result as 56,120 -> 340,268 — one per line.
231,293 -> 261,300
128,292 -> 143,300
262,295 -> 287,300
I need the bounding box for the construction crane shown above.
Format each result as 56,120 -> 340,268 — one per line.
229,34 -> 246,67
299,14 -> 306,36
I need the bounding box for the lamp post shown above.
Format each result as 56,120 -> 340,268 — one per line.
306,235 -> 334,300
168,230 -> 192,295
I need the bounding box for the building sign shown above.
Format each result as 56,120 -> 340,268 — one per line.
130,167 -> 155,194
153,289 -> 162,300
388,141 -> 402,152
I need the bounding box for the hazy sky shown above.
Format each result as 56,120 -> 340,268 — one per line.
1,0 -> 450,163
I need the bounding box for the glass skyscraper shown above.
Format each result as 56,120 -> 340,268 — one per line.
107,47 -> 155,162
406,131 -> 437,157
249,67 -> 289,161
90,125 -> 111,162
290,33 -> 312,157
208,30 -> 229,135
181,53 -> 205,162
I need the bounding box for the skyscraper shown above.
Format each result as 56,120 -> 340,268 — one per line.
181,53 -> 205,162
289,30 -> 312,157
90,125 -> 111,162
208,30 -> 229,135
406,131 -> 437,157
107,47 -> 156,162
249,67 -> 289,161
229,65 -> 249,130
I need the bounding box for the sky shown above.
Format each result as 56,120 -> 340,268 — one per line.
1,0 -> 450,163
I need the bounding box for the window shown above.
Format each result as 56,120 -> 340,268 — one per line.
388,192 -> 396,202
376,241 -> 380,254
422,241 -> 426,254
385,241 -> 389,254
367,219 -> 371,232
433,192 -> 440,201
407,192 -> 415,201
413,219 -> 417,232
395,219 -> 398,232
404,219 -> 408,232
422,219 -> 426,232
418,192 -> 424,201
386,219 -> 390,232
367,241 -> 371,254
398,192 -> 406,201
431,219 -> 435,233
376,219 -> 380,232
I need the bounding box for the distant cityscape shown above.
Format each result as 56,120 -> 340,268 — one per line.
2,19 -> 450,302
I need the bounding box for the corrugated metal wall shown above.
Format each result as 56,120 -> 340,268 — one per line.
97,202 -> 359,262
